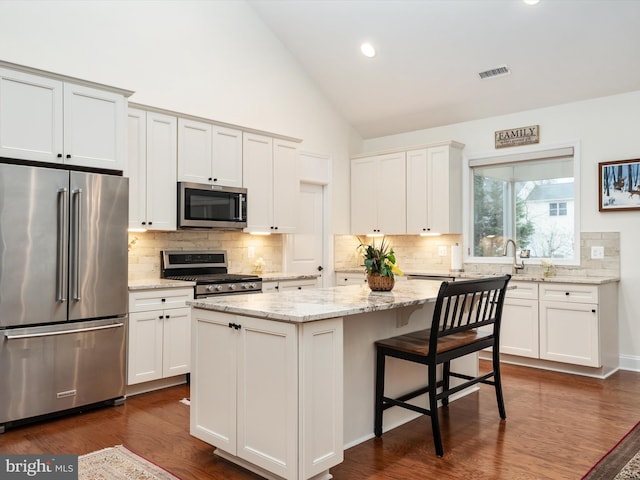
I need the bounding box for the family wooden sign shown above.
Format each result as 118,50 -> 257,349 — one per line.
495,125 -> 539,149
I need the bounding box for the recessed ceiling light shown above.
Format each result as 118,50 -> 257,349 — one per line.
523,0 -> 540,5
360,43 -> 376,58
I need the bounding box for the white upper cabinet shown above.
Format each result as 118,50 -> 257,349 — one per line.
127,108 -> 177,231
177,118 -> 242,187
243,133 -> 299,234
351,151 -> 406,235
0,66 -> 128,171
406,143 -> 464,234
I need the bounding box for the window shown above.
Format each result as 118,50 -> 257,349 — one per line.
549,202 -> 567,216
469,147 -> 577,261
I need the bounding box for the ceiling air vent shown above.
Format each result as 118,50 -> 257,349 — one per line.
478,65 -> 511,80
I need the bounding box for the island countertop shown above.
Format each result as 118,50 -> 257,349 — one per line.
189,281 -> 444,323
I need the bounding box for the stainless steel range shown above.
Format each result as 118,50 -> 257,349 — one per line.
161,250 -> 262,298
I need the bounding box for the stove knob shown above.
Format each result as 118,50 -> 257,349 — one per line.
205,285 -> 214,292
214,285 -> 223,291
240,283 -> 248,289
229,284 -> 236,290
249,283 -> 256,289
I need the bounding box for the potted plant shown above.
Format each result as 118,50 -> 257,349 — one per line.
357,236 -> 403,291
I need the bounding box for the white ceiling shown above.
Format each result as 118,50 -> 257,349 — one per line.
248,0 -> 640,139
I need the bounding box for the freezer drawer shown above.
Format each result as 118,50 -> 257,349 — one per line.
0,317 -> 127,427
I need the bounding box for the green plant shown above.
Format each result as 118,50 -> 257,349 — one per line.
357,236 -> 403,278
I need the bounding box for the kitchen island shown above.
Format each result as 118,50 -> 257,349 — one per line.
189,282 -> 478,480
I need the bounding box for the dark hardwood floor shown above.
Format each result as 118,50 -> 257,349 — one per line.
1,361 -> 639,479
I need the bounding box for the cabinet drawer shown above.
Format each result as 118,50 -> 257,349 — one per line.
129,288 -> 194,312
278,278 -> 318,291
335,273 -> 367,286
540,283 -> 598,304
507,281 -> 538,300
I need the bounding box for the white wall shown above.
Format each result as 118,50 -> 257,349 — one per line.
0,0 -> 358,233
362,91 -> 640,370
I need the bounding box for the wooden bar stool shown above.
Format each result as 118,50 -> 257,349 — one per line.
374,275 -> 511,457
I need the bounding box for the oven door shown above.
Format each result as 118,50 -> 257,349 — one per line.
178,182 -> 247,229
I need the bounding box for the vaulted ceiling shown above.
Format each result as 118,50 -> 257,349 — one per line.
248,0 -> 640,139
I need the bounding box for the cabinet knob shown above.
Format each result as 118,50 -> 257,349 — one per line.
165,314 -> 170,318
141,222 -> 146,225
57,153 -> 63,158
592,309 -> 596,313
148,221 -> 153,225
213,178 -> 218,182
208,177 -> 212,181
297,286 -> 302,290
275,285 -> 279,290
565,292 -> 570,296
161,298 -> 166,302
159,315 -> 164,319
66,154 -> 71,159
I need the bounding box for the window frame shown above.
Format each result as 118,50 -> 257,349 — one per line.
463,142 -> 581,266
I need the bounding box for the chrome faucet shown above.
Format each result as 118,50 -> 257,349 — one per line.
504,238 -> 525,273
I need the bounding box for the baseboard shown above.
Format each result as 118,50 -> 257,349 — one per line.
125,375 -> 188,397
619,354 -> 640,372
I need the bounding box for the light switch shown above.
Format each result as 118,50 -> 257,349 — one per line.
591,246 -> 604,259
248,246 -> 255,258
438,246 -> 448,257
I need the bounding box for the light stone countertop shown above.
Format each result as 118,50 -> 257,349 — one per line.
334,269 -> 619,285
260,272 -> 321,282
189,281 -> 444,323
128,277 -> 195,291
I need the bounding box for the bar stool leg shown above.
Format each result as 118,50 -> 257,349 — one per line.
428,363 -> 444,457
374,347 -> 385,437
493,347 -> 507,419
442,361 -> 451,407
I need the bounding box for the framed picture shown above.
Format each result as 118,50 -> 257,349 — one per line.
599,158 -> 640,211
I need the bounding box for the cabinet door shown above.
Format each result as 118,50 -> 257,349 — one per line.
63,83 -> 125,171
262,281 -> 279,293
376,152 -> 406,234
0,68 -> 63,163
300,318 -> 344,478
162,307 -> 191,377
272,139 -> 299,233
190,310 -> 238,453
406,148 -> 429,234
128,310 -> 164,385
539,301 -> 600,367
350,156 -> 378,233
212,125 -> 243,187
146,112 -> 177,230
127,108 -> 147,229
500,297 -> 539,358
243,133 -> 273,232
177,118 -> 212,184
237,316 -> 298,479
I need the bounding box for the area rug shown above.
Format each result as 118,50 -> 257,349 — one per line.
582,421 -> 640,479
79,445 -> 180,480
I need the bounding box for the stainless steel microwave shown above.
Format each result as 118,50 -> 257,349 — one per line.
178,182 -> 247,229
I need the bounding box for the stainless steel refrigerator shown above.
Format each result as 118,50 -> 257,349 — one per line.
0,162 -> 129,431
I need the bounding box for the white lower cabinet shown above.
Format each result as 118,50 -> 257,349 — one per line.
128,288 -> 193,385
500,281 -> 539,358
191,310 -> 343,480
487,280 -> 618,375
539,283 -> 601,367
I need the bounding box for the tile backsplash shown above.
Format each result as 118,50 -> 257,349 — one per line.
128,231 -> 283,280
334,232 -> 620,278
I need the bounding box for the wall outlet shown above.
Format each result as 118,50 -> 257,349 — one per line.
591,246 -> 605,259
438,246 -> 448,257
248,246 -> 255,258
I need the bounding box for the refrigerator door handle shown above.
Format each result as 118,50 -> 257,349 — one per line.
71,188 -> 82,302
56,187 -> 68,303
4,322 -> 125,340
